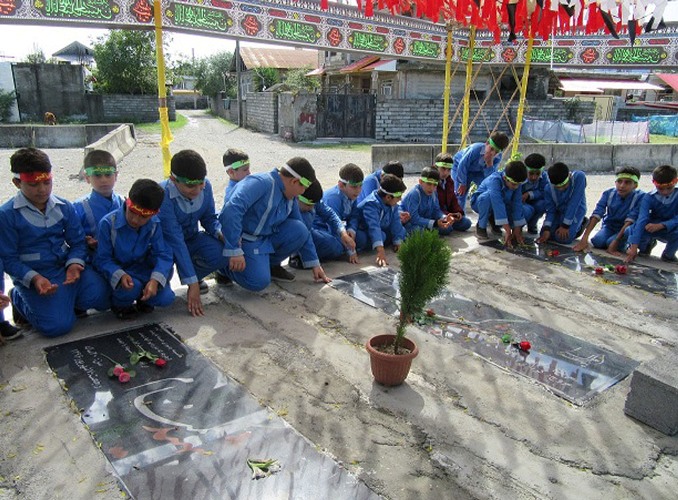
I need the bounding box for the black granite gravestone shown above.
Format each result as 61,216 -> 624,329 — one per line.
482,238 -> 678,299
331,269 -> 638,406
45,323 -> 379,500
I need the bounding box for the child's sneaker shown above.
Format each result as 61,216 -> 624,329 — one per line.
214,271 -> 233,287
639,239 -> 657,256
270,265 -> 295,282
660,252 -> 677,263
288,256 -> 303,269
112,305 -> 138,320
198,280 -> 209,295
475,224 -> 489,241
0,320 -> 23,341
11,302 -> 29,327
136,301 -> 155,314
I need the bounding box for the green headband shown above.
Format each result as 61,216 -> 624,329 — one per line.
85,166 -> 116,176
616,173 -> 639,183
488,137 -> 503,152
379,187 -> 403,198
554,175 -> 570,188
172,173 -> 205,185
298,194 -> 315,205
526,167 -> 544,173
340,178 -> 363,187
225,159 -> 249,170
504,174 -> 524,185
435,161 -> 453,168
281,164 -> 312,188
420,176 -> 439,185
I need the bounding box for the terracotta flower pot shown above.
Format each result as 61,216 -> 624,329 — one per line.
365,334 -> 419,386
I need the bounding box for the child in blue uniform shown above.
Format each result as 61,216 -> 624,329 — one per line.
353,174 -> 407,267
434,152 -> 472,232
574,166 -> 643,255
292,180 -> 343,278
400,167 -> 456,235
520,153 -> 549,234
218,157 -> 323,290
159,150 -> 229,317
0,148 -> 111,337
452,131 -> 510,212
625,165 -> 678,263
223,148 -> 251,202
74,150 -> 124,262
471,160 -> 527,248
95,179 -> 175,320
536,162 -> 588,245
0,258 -> 22,341
317,163 -> 363,263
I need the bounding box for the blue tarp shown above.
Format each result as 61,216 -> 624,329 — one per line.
631,114 -> 678,137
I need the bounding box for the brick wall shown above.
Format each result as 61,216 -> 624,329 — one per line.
245,92 -> 278,134
375,97 -> 595,142
86,94 -> 176,123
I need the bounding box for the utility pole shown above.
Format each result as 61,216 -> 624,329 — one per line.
235,39 -> 242,127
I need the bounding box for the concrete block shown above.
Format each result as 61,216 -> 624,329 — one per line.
624,351 -> 678,435
371,144 -> 433,173
614,144 -> 675,173
551,143 -> 614,172
84,124 -> 137,168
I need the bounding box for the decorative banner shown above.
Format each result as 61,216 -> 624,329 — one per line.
1,0 -> 678,66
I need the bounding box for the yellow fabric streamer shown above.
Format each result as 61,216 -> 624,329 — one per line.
154,0 -> 173,178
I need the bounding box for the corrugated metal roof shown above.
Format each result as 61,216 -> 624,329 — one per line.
656,73 -> 678,93
239,47 -> 318,70
339,55 -> 380,73
559,79 -> 663,93
362,59 -> 397,72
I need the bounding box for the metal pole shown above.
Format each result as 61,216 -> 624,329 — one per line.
441,22 -> 454,152
235,39 -> 242,127
153,0 -> 173,178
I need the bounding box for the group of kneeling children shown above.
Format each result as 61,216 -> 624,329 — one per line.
0,135 -> 676,340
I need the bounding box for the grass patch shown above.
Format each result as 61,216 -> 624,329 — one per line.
135,112 -> 189,133
650,134 -> 678,144
296,142 -> 373,152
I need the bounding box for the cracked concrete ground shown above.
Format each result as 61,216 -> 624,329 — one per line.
1,111 -> 676,499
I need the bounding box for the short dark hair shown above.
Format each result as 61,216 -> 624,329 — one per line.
421,166 -> 440,181
171,149 -> 206,180
303,180 -> 324,203
382,160 -> 404,178
128,179 -> 164,211
10,147 -> 51,173
652,165 -> 677,184
339,163 -> 364,184
504,160 -> 527,183
84,150 -> 116,169
378,173 -> 406,197
489,132 -> 510,151
547,162 -> 570,185
280,157 -> 317,184
434,152 -> 453,166
615,166 -> 641,181
222,148 -> 249,168
524,153 -> 546,170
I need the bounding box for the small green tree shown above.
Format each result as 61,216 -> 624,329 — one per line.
284,67 -> 321,93
24,46 -> 46,64
194,51 -> 235,97
93,30 -> 165,94
0,89 -> 17,122
253,67 -> 280,91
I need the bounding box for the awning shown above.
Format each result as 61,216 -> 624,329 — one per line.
559,79 -> 664,93
362,59 -> 397,72
305,68 -> 325,77
656,73 -> 678,93
339,55 -> 380,73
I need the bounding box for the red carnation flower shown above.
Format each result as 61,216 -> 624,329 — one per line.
155,358 -> 167,368
519,341 -> 531,351
118,372 -> 131,383
113,365 -> 124,376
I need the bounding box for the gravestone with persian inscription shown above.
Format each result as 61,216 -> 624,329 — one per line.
45,323 -> 378,500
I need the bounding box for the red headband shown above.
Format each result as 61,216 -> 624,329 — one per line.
15,172 -> 52,182
652,178 -> 678,189
126,197 -> 158,217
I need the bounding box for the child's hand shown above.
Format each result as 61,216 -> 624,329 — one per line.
375,247 -> 388,267
573,239 -> 589,252
120,274 -> 134,290
340,232 -> 356,251
0,292 -> 10,310
348,252 -> 359,264
64,263 -> 84,285
645,223 -> 665,233
625,244 -> 639,263
536,230 -> 550,244
399,211 -> 411,224
512,227 -> 525,246
456,184 -> 467,196
229,255 -> 246,272
555,226 -> 569,241
85,235 -> 98,250
141,279 -> 159,302
522,192 -> 530,202
392,244 -> 400,253
312,266 -> 332,284
187,283 -> 205,317
503,231 -> 513,249
450,212 -> 462,222
437,217 -> 451,229
32,275 -> 58,295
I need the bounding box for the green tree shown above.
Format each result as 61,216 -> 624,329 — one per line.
253,67 -> 280,91
23,46 -> 57,64
0,89 -> 17,122
194,51 -> 235,97
284,67 -> 321,93
93,30 -> 168,94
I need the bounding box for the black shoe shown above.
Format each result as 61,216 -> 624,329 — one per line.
288,256 -> 303,269
0,320 -> 23,341
74,308 -> 88,318
136,301 -> 155,314
214,272 -> 233,287
270,265 -> 295,282
475,224 -> 490,241
527,224 -> 538,235
112,305 -> 138,320
639,239 -> 657,256
488,215 -> 502,234
11,302 -> 29,327
575,217 -> 589,238
198,279 -> 209,295
661,252 -> 677,263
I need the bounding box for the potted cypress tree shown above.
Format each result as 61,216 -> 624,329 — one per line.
365,229 -> 452,386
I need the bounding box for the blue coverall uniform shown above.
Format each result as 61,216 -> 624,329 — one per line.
74,189 -> 124,262
589,188 -> 643,249
352,191 -> 407,251
452,142 -> 503,211
626,188 -> 678,259
400,184 -> 451,235
521,171 -> 549,231
542,170 -> 588,244
471,172 -> 527,230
